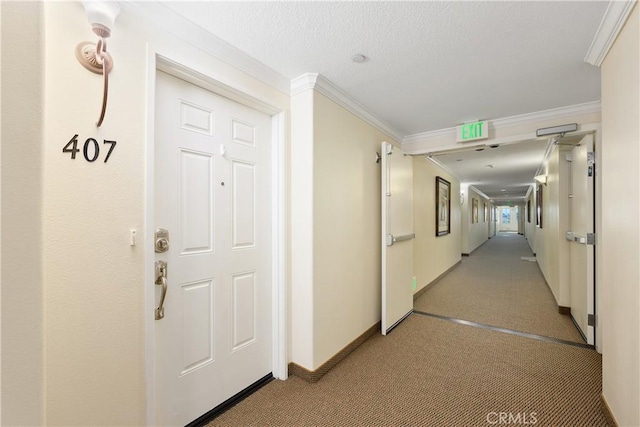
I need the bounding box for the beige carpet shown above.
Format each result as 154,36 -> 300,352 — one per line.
414,233 -> 586,344
209,315 -> 607,426
208,232 -> 607,426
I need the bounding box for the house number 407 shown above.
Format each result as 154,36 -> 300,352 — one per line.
63,134 -> 117,163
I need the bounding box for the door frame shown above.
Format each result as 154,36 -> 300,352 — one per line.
143,50 -> 287,425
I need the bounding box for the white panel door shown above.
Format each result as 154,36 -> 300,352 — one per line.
569,134 -> 595,345
154,71 -> 272,426
381,142 -> 414,335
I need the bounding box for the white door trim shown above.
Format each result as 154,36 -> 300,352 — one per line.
143,48 -> 287,426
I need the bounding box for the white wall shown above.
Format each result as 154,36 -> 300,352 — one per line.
290,90 -> 314,369
1,3 -> 44,425
601,5 -> 640,425
461,186 -> 490,254
413,158 -> 461,293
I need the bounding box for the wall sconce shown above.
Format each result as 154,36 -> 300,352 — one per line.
534,174 -> 547,185
75,1 -> 120,127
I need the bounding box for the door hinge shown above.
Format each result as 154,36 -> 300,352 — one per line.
588,314 -> 596,327
587,233 -> 596,245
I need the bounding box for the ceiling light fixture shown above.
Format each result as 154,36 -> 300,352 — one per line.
536,123 -> 578,138
351,54 -> 367,63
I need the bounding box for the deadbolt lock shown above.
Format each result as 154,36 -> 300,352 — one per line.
155,228 -> 170,253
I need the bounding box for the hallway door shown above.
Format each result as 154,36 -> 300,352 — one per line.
154,71 -> 273,425
569,134 -> 595,345
381,142 -> 414,335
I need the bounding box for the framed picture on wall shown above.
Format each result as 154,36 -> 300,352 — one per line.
472,198 -> 479,224
536,185 -> 543,228
435,176 -> 451,236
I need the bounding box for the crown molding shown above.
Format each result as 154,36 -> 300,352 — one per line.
491,101 -> 601,128
120,2 -> 290,95
584,0 -> 637,67
291,73 -> 404,142
403,101 -> 601,147
468,185 -> 491,201
525,185 -> 534,199
423,156 -> 460,182
290,73 -> 319,96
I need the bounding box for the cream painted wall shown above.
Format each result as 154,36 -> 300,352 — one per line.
534,148 -> 571,307
524,189 -> 537,253
1,3 -> 44,425
517,204 -> 525,234
601,5 -> 640,426
461,186 -> 490,254
488,204 -> 496,237
312,92 -> 396,367
36,2 -> 290,425
0,3 -> 3,420
412,158 -> 461,292
0,3 -> 3,419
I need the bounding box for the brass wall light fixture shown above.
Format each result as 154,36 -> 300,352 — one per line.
75,1 -> 120,127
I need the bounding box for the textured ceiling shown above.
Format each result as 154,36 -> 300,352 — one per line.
432,139 -> 548,202
160,1 -> 607,136
157,1 -> 607,200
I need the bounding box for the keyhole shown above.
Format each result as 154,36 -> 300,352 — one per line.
221,182 -> 225,186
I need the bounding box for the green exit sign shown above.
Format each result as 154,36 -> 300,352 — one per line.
456,121 -> 488,142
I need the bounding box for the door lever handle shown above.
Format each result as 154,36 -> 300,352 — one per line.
155,261 -> 168,320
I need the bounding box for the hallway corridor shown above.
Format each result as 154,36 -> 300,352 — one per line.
208,233 -> 608,426
414,233 -> 585,344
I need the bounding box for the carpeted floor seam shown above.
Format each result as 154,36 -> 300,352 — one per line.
413,310 -> 592,349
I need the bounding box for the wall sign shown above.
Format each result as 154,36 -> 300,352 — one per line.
456,121 -> 488,142
63,134 -> 117,163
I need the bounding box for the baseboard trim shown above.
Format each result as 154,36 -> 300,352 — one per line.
462,238 -> 490,257
185,373 -> 273,426
600,394 -> 618,427
414,260 -> 462,300
288,321 -> 380,383
536,262 -> 567,315
569,312 -> 589,343
558,306 -> 571,315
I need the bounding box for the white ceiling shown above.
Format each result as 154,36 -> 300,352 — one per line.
431,139 -> 549,203
156,1 -> 608,199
